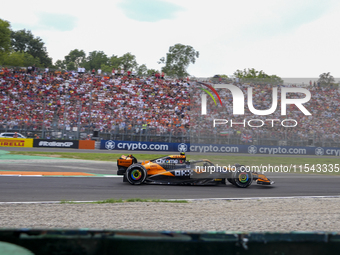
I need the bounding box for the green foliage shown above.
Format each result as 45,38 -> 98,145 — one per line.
1,51 -> 41,67
137,64 -> 148,76
215,74 -> 229,78
54,59 -> 66,70
66,61 -> 76,71
0,19 -> 11,54
64,49 -> 86,69
160,43 -> 199,78
9,151 -> 178,162
11,29 -> 52,66
108,54 -> 121,69
104,52 -> 138,72
11,29 -> 52,67
84,50 -> 109,70
119,52 -> 138,70
233,68 -> 283,85
317,72 -> 335,87
147,68 -> 159,76
100,63 -> 113,74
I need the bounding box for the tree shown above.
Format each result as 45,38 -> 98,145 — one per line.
211,74 -> 230,83
147,69 -> 159,76
66,61 -> 76,71
214,74 -> 229,79
54,60 -> 66,70
100,63 -> 113,74
318,72 -> 335,86
233,68 -> 283,85
1,51 -> 40,67
0,19 -> 11,54
11,29 -> 52,67
119,52 -> 138,71
64,49 -> 86,69
159,44 -> 199,78
84,51 -> 109,70
108,54 -> 121,69
137,64 -> 148,76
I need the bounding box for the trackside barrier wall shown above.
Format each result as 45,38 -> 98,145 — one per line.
100,140 -> 189,152
32,139 -> 95,149
33,139 -> 79,149
189,144 -> 340,156
79,140 -> 95,149
0,138 -> 33,148
100,140 -> 340,156
0,230 -> 339,255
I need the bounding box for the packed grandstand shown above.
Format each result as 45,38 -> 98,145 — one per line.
0,66 -> 339,147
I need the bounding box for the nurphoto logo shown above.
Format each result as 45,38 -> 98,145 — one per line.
200,83 -> 312,128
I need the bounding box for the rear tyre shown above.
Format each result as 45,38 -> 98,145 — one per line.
226,178 -> 235,185
125,165 -> 147,185
232,166 -> 253,188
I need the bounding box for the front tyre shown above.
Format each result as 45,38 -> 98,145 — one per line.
125,165 -> 147,185
232,166 -> 253,188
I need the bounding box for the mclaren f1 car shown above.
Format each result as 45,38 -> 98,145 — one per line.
117,153 -> 274,188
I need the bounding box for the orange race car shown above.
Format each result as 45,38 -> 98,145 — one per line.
117,153 -> 274,188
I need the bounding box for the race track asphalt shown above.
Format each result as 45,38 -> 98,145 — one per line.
0,148 -> 339,202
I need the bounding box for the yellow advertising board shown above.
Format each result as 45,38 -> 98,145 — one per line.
0,138 -> 33,148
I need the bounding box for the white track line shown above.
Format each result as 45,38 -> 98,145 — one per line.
183,195 -> 340,201
0,195 -> 339,204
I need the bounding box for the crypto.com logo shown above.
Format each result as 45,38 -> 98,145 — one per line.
201,84 -> 311,116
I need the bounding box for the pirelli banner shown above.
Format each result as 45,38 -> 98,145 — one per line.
33,139 -> 79,149
0,138 -> 33,148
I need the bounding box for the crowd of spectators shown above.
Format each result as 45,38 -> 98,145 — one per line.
0,67 -> 190,137
190,81 -> 340,145
1,66 -> 339,145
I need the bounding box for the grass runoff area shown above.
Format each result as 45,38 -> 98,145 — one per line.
8,151 -> 340,175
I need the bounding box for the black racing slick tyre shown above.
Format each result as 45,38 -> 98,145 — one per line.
125,165 -> 147,185
232,166 -> 253,188
226,178 -> 235,185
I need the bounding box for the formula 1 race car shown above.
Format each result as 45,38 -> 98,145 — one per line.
117,153 -> 274,188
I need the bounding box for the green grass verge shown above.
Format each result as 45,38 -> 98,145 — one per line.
60,198 -> 188,204
9,151 -> 164,162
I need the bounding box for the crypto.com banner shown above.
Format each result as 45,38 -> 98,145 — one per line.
100,140 -> 190,152
189,143 -> 340,156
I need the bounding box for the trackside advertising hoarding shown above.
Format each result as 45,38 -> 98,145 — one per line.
33,139 -> 79,149
0,138 -> 33,148
101,140 -> 189,153
190,144 -> 340,156
100,140 -> 340,156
